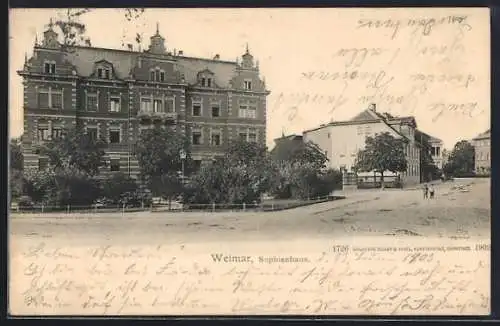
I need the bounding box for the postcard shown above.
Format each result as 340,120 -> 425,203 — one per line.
8,7 -> 490,315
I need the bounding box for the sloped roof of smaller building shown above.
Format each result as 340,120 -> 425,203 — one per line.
472,129 -> 490,140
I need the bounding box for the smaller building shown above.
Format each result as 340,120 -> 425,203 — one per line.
428,136 -> 445,169
472,129 -> 491,175
303,104 -> 422,188
270,134 -> 305,162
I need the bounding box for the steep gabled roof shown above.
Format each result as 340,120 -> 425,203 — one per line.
473,129 -> 491,140
44,45 -> 239,88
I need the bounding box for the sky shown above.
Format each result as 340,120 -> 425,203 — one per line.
9,8 -> 490,150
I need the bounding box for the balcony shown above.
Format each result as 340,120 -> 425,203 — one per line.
137,110 -> 177,124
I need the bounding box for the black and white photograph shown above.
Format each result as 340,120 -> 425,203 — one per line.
8,8 -> 490,315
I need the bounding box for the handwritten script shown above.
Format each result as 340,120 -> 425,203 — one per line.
271,8 -> 488,136
10,239 -> 490,315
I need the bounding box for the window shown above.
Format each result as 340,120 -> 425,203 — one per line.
37,126 -> 50,141
239,105 -> 247,118
109,129 -> 120,144
238,105 -> 257,119
97,68 -> 103,78
211,133 -> 221,146
201,78 -> 206,87
44,62 -> 56,74
248,132 -> 257,143
52,92 -> 62,109
436,147 -> 440,156
211,104 -> 220,117
110,159 -> 120,172
38,91 -> 49,108
192,131 -> 202,145
110,97 -> 121,112
192,102 -> 202,116
239,132 -> 247,141
244,80 -> 252,90
38,88 -> 62,109
153,99 -> 163,113
105,69 -> 110,79
207,78 -> 212,87
165,98 -> 175,113
38,157 -> 49,170
141,98 -> 152,112
87,127 -> 98,141
150,68 -> 165,82
193,160 -> 202,171
86,94 -> 98,111
52,127 -> 63,139
247,106 -> 257,119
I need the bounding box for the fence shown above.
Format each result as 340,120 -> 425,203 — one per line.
10,195 -> 344,215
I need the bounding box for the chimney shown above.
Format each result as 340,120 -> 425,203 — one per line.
178,50 -> 184,56
369,103 -> 376,112
214,54 -> 220,60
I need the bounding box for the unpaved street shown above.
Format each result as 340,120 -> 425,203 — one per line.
10,178 -> 490,245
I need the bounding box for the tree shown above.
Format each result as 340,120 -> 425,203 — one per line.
269,140 -> 331,199
51,8 -> 146,50
23,168 -> 57,204
134,127 -> 191,203
10,138 -> 23,171
36,128 -> 107,176
10,138 -> 25,201
354,132 -> 408,189
102,172 -> 138,205
443,140 -> 475,177
185,140 -> 272,205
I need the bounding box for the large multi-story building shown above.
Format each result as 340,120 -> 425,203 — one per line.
472,129 -> 491,175
18,21 -> 270,178
303,104 -> 422,186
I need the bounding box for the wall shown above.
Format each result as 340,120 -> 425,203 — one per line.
474,138 -> 491,174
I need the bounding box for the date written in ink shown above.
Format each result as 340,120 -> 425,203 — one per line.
475,244 -> 490,251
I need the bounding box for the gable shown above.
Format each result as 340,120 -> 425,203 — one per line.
350,109 -> 380,122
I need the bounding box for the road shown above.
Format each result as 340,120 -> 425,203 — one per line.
10,178 -> 490,245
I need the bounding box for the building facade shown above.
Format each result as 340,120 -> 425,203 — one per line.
428,136 -> 445,169
472,129 -> 491,175
303,105 -> 422,186
18,22 -> 270,178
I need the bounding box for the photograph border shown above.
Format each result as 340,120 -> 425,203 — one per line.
4,1 -> 498,323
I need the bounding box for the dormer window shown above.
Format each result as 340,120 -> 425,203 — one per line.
96,67 -> 112,79
244,80 -> 252,90
150,68 -> 165,82
198,69 -> 215,88
44,61 -> 56,74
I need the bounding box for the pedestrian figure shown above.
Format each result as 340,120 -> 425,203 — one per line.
423,183 -> 428,199
429,185 -> 435,199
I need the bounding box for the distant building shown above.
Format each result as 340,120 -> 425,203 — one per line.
472,129 -> 491,175
428,136 -> 445,169
270,134 -> 305,162
303,104 -> 422,187
416,131 -> 445,169
17,21 -> 270,177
